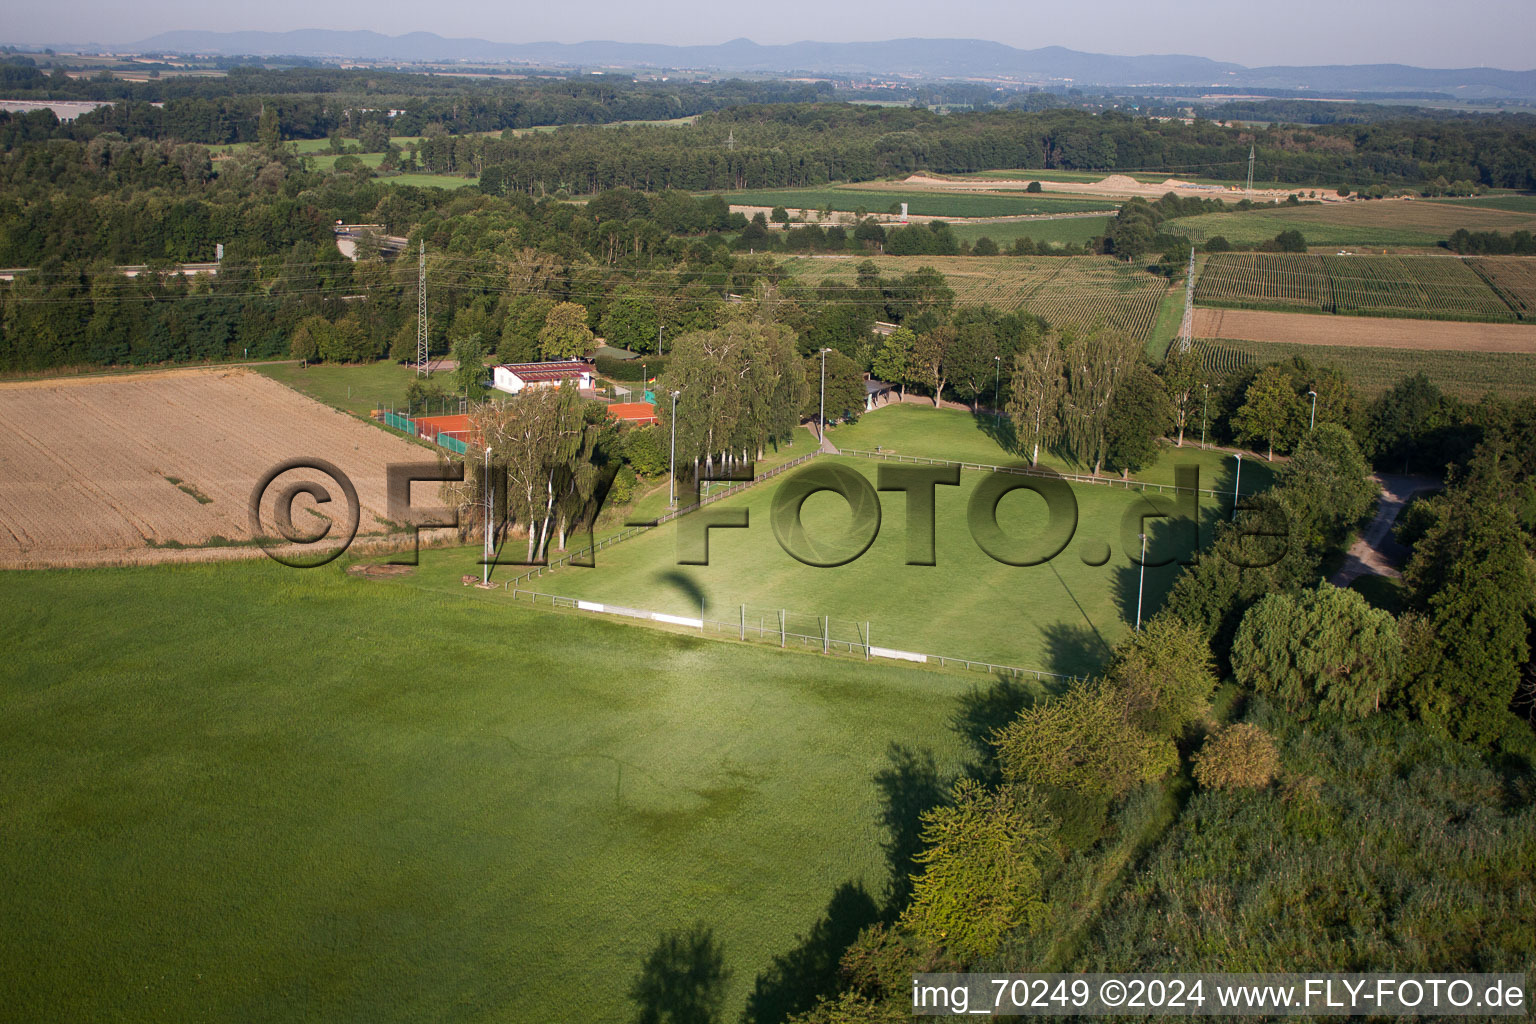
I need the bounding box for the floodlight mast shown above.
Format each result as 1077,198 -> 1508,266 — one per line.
668,390 -> 681,508
819,348 -> 832,442
482,444 -> 493,585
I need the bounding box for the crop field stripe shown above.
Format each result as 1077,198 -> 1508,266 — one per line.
1202,337 -> 1536,400
1195,252 -> 1522,323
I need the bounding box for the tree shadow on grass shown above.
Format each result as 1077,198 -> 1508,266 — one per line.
740,882 -> 882,1024
971,410 -> 1021,460
1110,488 -> 1201,630
950,675 -> 1042,784
629,922 -> 729,1024
873,744 -> 951,912
1040,621 -> 1112,680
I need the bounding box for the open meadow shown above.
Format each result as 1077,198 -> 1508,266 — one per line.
0,559 -> 974,1023
946,216 -> 1113,248
782,255 -> 1169,343
0,369 -> 427,567
495,453 -> 1241,677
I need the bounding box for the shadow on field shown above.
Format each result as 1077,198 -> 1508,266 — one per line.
873,744 -> 951,910
1040,621 -> 1111,679
740,882 -> 882,1024
1110,485 -> 1202,629
971,411 -> 1021,460
950,676 -> 1044,784
655,570 -> 709,617
629,922 -> 730,1024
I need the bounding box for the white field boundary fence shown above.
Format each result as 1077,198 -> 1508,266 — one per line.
508,450 -> 821,586
836,448 -> 1242,501
504,586 -> 1079,686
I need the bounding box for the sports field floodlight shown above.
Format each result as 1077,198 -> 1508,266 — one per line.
1201,382 -> 1209,449
994,355 -> 1002,422
1136,532 -> 1148,631
482,446 -> 493,585
1308,390 -> 1318,431
819,348 -> 832,442
1232,452 -> 1243,522
669,390 -> 681,508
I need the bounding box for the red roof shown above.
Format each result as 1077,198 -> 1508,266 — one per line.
607,402 -> 659,424
498,361 -> 593,384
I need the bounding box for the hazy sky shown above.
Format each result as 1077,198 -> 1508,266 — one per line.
8,0 -> 1535,70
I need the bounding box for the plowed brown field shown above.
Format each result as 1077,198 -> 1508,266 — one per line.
0,368 -> 432,568
1192,308 -> 1536,353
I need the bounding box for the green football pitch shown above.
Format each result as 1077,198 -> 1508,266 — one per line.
0,560 -> 976,1022
428,454 -> 1235,677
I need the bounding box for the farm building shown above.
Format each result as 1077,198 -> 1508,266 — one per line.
606,402 -> 659,425
491,360 -> 594,395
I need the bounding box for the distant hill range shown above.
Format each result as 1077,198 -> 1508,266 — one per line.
122,31 -> 1536,99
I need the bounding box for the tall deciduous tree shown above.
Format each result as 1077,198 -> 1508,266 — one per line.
1159,346 -> 1201,447
1233,365 -> 1304,460
1062,328 -> 1140,476
910,325 -> 955,408
1007,336 -> 1066,466
1104,362 -> 1172,474
1232,584 -> 1404,718
538,301 -> 594,360
450,332 -> 486,401
871,326 -> 917,401
1278,423 -> 1376,553
945,321 -> 1000,412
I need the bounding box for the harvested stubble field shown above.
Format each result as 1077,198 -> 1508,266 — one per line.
0,368 -> 428,567
1192,307 -> 1536,354
783,255 -> 1169,342
1194,253 -> 1524,322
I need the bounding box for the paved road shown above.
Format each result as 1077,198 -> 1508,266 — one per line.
1330,472 -> 1439,587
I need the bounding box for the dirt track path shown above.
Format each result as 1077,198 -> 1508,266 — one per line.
1330,472 -> 1439,587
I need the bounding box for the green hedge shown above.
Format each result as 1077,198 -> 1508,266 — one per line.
595,355 -> 668,381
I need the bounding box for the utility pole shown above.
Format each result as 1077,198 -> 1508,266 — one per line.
1246,144 -> 1255,197
416,241 -> 428,378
